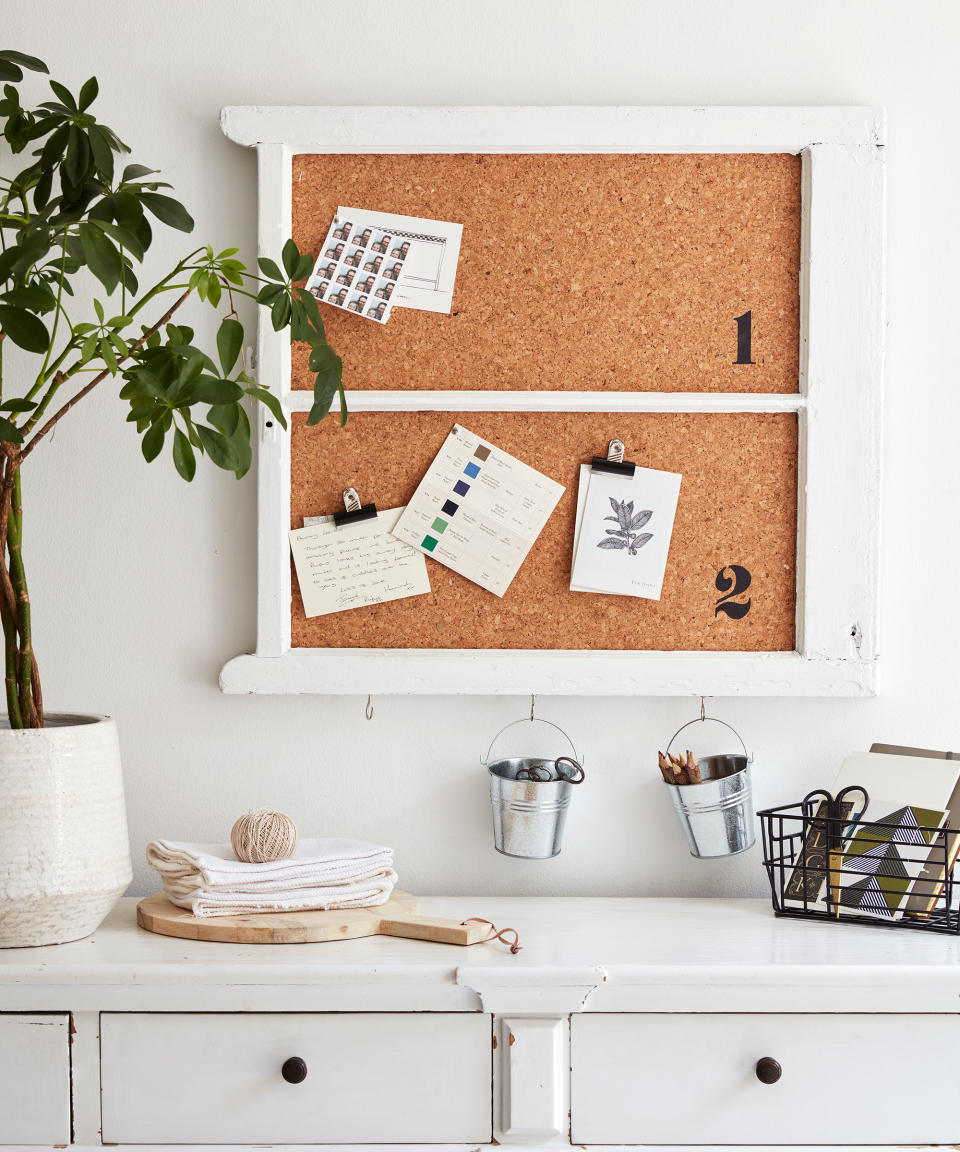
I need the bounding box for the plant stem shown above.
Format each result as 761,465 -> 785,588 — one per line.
6,469 -> 36,725
1,595 -> 21,728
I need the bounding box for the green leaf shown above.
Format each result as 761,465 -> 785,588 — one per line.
114,190 -> 143,229
296,253 -> 314,281
93,219 -> 145,262
78,222 -> 122,294
63,124 -> 91,187
0,50 -> 49,74
138,192 -> 194,232
244,385 -> 287,430
141,419 -> 165,462
99,337 -> 118,375
172,427 -> 196,480
281,239 -> 300,279
270,294 -> 291,331
229,404 -> 252,478
208,402 -> 239,436
0,416 -> 23,445
48,79 -> 77,110
1,284 -> 56,312
206,276 -> 221,307
194,377 -> 243,405
0,62 -> 22,83
257,256 -> 284,282
216,317 -> 243,375
256,282 -> 284,306
87,124 -> 114,184
197,424 -> 238,470
77,75 -> 98,111
0,304 -> 49,352
121,163 -> 158,182
0,398 -> 36,413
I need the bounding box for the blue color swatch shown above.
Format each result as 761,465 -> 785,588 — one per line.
453,480 -> 470,497
441,499 -> 459,516
464,461 -> 481,479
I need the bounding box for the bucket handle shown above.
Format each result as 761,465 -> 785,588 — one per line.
665,716 -> 749,760
481,716 -> 581,766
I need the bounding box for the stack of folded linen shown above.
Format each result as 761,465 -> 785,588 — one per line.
146,837 -> 397,918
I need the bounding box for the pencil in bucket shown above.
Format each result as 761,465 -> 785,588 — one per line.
658,706 -> 755,858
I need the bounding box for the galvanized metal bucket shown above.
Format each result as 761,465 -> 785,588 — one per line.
663,716 -> 755,858
484,718 -> 584,860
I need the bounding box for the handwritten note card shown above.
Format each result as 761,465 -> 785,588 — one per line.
290,507 -> 430,618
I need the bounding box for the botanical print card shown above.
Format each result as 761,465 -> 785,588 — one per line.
391,425 -> 565,598
336,205 -> 463,314
304,211 -> 410,324
570,465 -> 682,599
290,507 -> 430,617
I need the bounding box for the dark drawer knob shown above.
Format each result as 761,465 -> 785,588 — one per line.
281,1057 -> 308,1084
755,1057 -> 782,1084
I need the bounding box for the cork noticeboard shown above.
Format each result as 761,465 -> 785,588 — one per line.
291,411 -> 797,652
291,153 -> 801,394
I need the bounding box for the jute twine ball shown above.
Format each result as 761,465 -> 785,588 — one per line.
231,810 -> 298,863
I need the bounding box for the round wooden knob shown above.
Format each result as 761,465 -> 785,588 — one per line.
755,1057 -> 782,1084
282,1057 -> 308,1084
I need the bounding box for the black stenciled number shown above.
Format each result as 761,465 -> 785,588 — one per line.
715,565 -> 752,619
734,310 -> 755,365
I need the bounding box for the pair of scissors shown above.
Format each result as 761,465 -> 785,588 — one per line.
801,785 -> 870,916
516,757 -> 585,784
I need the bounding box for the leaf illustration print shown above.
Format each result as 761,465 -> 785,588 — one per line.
598,498 -> 654,555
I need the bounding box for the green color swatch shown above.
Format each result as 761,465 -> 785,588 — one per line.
431,517 -> 448,534
422,535 -> 439,552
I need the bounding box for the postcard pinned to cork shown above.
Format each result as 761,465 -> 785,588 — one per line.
305,206 -> 462,321
290,508 -> 430,618
392,424 -> 564,598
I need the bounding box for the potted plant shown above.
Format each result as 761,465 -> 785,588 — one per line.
0,50 -> 342,946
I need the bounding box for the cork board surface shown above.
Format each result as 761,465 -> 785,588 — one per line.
290,412 -> 797,651
291,153 -> 800,394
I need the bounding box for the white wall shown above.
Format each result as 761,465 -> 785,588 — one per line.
5,0 -> 958,898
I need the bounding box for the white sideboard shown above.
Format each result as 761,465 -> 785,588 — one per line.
2,896 -> 959,1150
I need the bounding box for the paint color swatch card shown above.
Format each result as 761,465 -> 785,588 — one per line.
335,205 -> 463,314
391,425 -> 565,598
305,211 -> 411,324
570,464 -> 682,600
290,507 -> 430,617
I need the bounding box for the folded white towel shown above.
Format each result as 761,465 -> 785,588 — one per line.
146,838 -> 397,919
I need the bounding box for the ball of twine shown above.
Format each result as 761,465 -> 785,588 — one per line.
231,809 -> 298,863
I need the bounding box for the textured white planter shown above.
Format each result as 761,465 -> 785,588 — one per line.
0,713 -> 132,947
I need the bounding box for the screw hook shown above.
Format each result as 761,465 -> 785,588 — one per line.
365,695 -> 374,721
530,694 -> 536,722
700,696 -> 706,723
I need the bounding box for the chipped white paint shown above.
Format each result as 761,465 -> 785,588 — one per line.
0,1014 -> 71,1144
218,106 -> 885,698
0,714 -> 132,948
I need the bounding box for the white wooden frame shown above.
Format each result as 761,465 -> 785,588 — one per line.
218,107 -> 885,697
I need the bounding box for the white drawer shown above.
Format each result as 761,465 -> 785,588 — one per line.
101,1012 -> 492,1144
0,1014 -> 71,1145
572,1013 -> 960,1145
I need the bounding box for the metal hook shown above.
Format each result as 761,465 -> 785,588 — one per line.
343,487 -> 362,514
530,694 -> 536,722
365,695 -> 374,721
700,696 -> 706,722
607,438 -> 625,463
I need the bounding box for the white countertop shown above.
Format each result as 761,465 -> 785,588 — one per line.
2,897 -> 958,1014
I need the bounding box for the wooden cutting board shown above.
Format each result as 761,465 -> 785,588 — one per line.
136,891 -> 493,946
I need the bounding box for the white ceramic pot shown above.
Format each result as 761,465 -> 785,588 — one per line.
0,713 -> 132,947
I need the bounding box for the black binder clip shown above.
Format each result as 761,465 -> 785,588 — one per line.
590,439 -> 636,477
333,486 -> 378,527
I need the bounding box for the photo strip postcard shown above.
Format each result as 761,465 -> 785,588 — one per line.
304,212 -> 410,325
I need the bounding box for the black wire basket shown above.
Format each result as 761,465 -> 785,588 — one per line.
758,801 -> 960,935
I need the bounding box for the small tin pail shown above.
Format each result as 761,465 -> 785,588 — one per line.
663,716 -> 755,858
484,717 -> 584,860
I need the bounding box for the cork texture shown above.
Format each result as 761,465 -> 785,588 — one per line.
290,412 -> 797,651
291,153 -> 800,393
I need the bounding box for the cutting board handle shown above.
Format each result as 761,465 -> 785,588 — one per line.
377,914 -> 492,946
